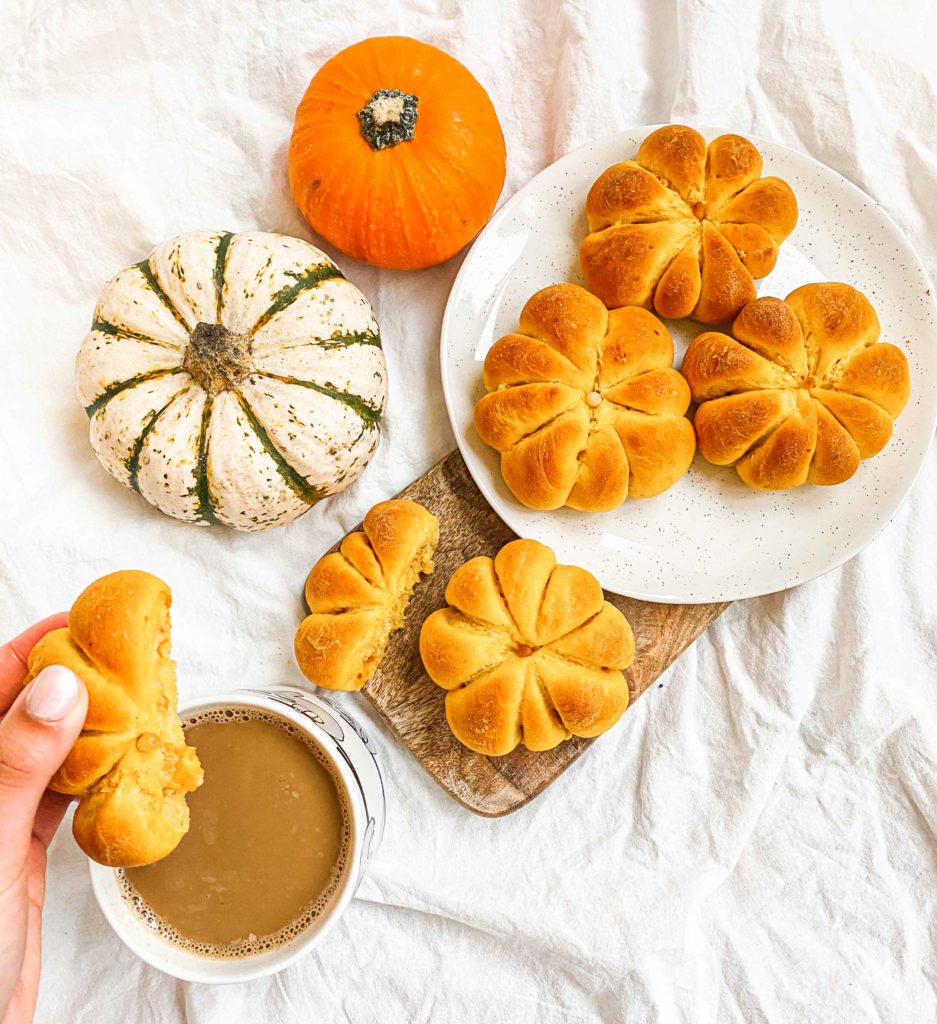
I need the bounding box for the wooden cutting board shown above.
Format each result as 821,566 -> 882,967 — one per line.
334,450 -> 729,816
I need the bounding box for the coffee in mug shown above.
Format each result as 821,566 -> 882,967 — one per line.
119,707 -> 352,958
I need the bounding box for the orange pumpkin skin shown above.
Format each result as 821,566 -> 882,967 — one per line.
288,36 -> 506,271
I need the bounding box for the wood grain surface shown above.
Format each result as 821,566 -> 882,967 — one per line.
334,450 -> 729,816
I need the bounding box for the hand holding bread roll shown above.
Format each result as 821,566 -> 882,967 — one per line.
24,571 -> 203,868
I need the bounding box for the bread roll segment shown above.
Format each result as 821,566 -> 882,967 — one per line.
24,570 -> 203,868
295,500 -> 439,691
682,283 -> 911,490
420,539 -> 635,757
580,125 -> 798,324
475,283 -> 696,512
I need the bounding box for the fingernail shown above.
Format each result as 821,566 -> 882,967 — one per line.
26,666 -> 81,723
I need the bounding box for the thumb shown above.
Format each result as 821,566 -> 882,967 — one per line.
0,666 -> 87,878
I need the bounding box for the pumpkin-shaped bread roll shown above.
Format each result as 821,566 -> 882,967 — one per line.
295,499 -> 439,691
24,571 -> 203,868
474,284 -> 696,512
580,125 -> 798,324
420,539 -> 635,756
681,283 -> 911,490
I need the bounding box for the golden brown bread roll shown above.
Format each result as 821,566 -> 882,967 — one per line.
681,283 -> 911,490
295,499 -> 439,691
24,571 -> 203,868
474,283 -> 696,511
580,125 -> 798,324
420,539 -> 635,756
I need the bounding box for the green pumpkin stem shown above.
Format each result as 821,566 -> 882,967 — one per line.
357,89 -> 418,150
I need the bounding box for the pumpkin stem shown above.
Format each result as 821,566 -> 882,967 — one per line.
184,322 -> 253,394
357,89 -> 418,150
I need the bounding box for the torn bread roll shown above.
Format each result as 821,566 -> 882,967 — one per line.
25,570 -> 203,868
295,499 -> 439,691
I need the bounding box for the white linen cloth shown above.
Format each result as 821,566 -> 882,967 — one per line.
2,1 -> 936,1020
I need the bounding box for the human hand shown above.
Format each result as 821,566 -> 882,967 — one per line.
0,616 -> 87,1024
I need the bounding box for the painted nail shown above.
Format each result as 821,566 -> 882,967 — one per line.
25,665 -> 81,722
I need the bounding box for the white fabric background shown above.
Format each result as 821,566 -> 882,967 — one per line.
2,1 -> 936,1021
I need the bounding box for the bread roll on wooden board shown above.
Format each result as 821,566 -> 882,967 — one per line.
328,451 -> 727,816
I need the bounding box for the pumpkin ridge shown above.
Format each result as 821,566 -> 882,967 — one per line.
251,370 -> 383,429
806,392 -> 863,450
233,391 -> 328,505
84,367 -> 184,417
249,263 -> 343,336
734,402 -> 801,463
135,259 -> 192,333
193,393 -> 220,524
538,642 -> 616,675
212,231 -> 235,324
702,175 -> 765,222
492,556 -> 540,644
499,405 -> 584,451
726,328 -> 804,380
125,386 -> 190,493
816,338 -> 878,391
603,404 -> 667,420
438,604 -> 518,644
530,664 -> 569,733
447,657 -> 520,695
91,318 -> 181,351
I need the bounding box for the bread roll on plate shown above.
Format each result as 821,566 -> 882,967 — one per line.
580,125 -> 798,324
682,283 -> 911,490
474,283 -> 695,512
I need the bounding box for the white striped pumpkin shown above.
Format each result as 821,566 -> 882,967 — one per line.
77,230 -> 387,531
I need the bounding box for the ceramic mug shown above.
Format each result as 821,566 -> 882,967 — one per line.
88,687 -> 386,983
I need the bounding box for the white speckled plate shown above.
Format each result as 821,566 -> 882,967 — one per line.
440,125 -> 937,604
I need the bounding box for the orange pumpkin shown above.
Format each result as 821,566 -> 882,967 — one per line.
288,36 -> 506,271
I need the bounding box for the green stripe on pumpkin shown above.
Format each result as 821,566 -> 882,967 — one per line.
84,367 -> 184,417
251,371 -> 383,429
266,328 -> 382,355
135,258 -> 192,333
249,263 -> 343,335
234,392 -> 327,505
91,318 -> 181,350
193,393 -> 221,524
124,387 -> 189,492
212,231 -> 235,324
314,329 -> 383,350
